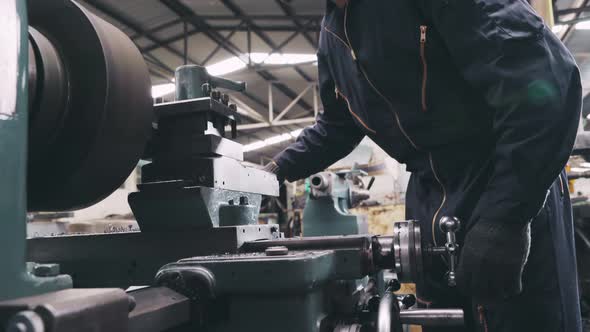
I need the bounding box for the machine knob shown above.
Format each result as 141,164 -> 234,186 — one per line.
400,294 -> 416,309
239,196 -> 249,205
439,216 -> 461,233
211,90 -> 221,101
387,279 -> 401,292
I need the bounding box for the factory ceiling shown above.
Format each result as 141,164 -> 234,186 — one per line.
78,0 -> 590,163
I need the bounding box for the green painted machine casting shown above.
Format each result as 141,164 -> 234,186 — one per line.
303,170 -> 371,237
0,0 -> 71,302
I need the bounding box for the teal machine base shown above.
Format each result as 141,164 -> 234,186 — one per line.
0,0 -> 71,301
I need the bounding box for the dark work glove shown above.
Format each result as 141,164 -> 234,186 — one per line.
457,219 -> 531,303
262,161 -> 285,184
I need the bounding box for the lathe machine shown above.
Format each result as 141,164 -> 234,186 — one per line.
0,1 -> 464,331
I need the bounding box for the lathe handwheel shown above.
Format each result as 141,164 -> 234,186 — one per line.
27,0 -> 153,210
392,220 -> 424,288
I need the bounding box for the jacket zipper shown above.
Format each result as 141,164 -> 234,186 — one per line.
420,25 -> 428,112
478,305 -> 489,332
558,172 -> 565,196
417,26 -> 444,238
342,5 -> 447,245
429,154 -> 447,246
335,87 -> 376,134
323,25 -> 350,50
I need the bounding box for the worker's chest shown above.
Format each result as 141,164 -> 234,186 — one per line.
319,0 -> 456,134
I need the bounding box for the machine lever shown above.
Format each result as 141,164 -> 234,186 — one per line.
367,177 -> 375,190
209,75 -> 246,93
175,64 -> 246,100
438,216 -> 461,287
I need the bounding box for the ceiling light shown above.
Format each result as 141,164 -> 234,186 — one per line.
264,133 -> 292,145
243,141 -> 267,152
150,53 -> 317,98
576,21 -> 590,30
243,127 -> 310,153
249,53 -> 317,65
206,56 -> 247,76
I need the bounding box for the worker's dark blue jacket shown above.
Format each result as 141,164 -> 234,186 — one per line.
274,0 -> 583,329
275,0 -> 581,241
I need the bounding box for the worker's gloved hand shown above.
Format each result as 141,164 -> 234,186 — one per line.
262,161 -> 285,184
457,219 -> 531,303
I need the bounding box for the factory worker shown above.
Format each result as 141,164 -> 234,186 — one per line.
264,0 -> 583,331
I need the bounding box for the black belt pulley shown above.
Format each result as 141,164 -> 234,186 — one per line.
27,0 -> 153,211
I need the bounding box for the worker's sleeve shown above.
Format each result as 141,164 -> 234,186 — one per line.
272,53 -> 365,182
420,0 -> 582,224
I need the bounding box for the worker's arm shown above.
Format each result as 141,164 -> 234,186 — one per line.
270,53 -> 365,182
420,0 -> 582,301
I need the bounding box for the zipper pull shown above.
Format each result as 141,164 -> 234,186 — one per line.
478,305 -> 489,332
420,25 -> 427,44
335,87 -> 340,100
350,49 -> 363,72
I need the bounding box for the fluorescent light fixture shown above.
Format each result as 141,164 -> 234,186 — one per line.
243,141 -> 268,152
152,83 -> 176,99
249,53 -> 317,65
264,133 -> 292,145
243,127 -> 310,153
206,56 -> 247,76
552,24 -> 565,33
576,21 -> 590,30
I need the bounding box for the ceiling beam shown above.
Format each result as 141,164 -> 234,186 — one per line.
555,5 -> 590,16
274,0 -> 318,49
131,15 -> 323,39
202,22 -> 245,65
82,0 -> 202,66
160,0 -> 313,114
130,18 -> 184,40
218,0 -> 313,83
561,0 -> 590,42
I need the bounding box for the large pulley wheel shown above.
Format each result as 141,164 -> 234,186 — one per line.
27,0 -> 153,211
